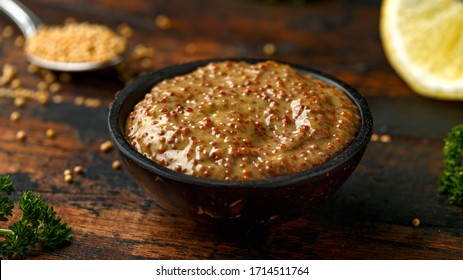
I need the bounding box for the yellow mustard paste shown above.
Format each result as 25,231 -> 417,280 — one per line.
125,61 -> 360,180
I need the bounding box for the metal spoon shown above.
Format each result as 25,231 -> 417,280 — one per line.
0,0 -> 125,72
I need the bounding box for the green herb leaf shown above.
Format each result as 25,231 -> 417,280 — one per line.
0,175 -> 15,222
0,220 -> 37,259
438,124 -> 463,206
0,175 -> 72,259
19,191 -> 73,250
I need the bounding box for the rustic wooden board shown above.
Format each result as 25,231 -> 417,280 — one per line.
0,0 -> 462,259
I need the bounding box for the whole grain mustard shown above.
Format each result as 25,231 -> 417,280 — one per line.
126,61 -> 360,180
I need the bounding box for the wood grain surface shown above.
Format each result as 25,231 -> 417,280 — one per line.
1,0 -> 462,260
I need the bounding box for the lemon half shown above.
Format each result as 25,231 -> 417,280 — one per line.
380,0 -> 463,100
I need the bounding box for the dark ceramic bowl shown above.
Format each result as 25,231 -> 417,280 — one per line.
108,58 -> 373,226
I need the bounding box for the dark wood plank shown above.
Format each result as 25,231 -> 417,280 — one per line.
1,0 -> 462,260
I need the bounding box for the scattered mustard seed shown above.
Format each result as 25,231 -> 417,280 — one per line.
14,36 -> 25,47
49,82 -> 61,93
263,43 -> 277,55
100,140 -> 114,153
140,58 -> 152,69
46,128 -> 56,139
27,63 -> 39,73
16,130 -> 26,141
0,63 -> 17,86
40,68 -> 52,77
11,78 -> 21,89
74,96 -> 85,106
59,73 -> 72,83
43,72 -> 56,84
185,43 -> 197,55
52,95 -> 63,104
371,133 -> 379,142
154,14 -> 172,30
0,69 -> 53,106
412,218 -> 420,227
380,134 -> 392,143
2,25 -> 14,38
64,17 -> 77,25
73,165 -> 84,174
64,174 -> 73,184
112,160 -> 122,170
117,23 -> 133,38
132,44 -> 155,59
14,96 -> 25,107
84,98 -> 101,108
64,169 -> 72,176
37,81 -> 48,91
10,111 -> 20,122
36,91 -> 49,105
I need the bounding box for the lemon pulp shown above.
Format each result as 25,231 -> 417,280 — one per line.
380,0 -> 463,100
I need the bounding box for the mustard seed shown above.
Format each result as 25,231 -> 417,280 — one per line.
412,218 -> 420,227
37,81 -> 48,91
74,96 -> 85,106
27,63 -> 39,73
59,73 -> 72,83
132,44 -> 155,59
117,23 -> 133,38
185,43 -> 197,54
64,169 -> 72,176
380,134 -> 391,143
140,58 -> 152,69
112,160 -> 122,170
16,130 -> 26,141
36,91 -> 49,105
64,17 -> 77,25
0,63 -> 17,86
100,140 -> 113,153
49,83 -> 61,93
14,36 -> 25,47
64,174 -> 73,184
154,14 -> 172,30
52,95 -> 63,104
43,73 -> 56,84
10,111 -> 20,122
14,97 -> 25,107
2,25 -> 14,38
46,128 -> 56,139
263,43 -> 277,55
74,165 -> 84,174
84,98 -> 101,108
371,133 -> 379,142
25,22 -> 127,64
10,78 -> 21,89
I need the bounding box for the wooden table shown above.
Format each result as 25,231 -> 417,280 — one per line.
1,0 -> 462,260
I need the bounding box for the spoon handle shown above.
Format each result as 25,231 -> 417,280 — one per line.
0,0 -> 43,38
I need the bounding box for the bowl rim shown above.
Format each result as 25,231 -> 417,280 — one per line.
108,57 -> 373,188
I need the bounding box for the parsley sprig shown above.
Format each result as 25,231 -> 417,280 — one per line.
0,175 -> 72,259
438,124 -> 463,206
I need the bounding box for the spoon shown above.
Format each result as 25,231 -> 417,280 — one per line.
0,0 -> 125,72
